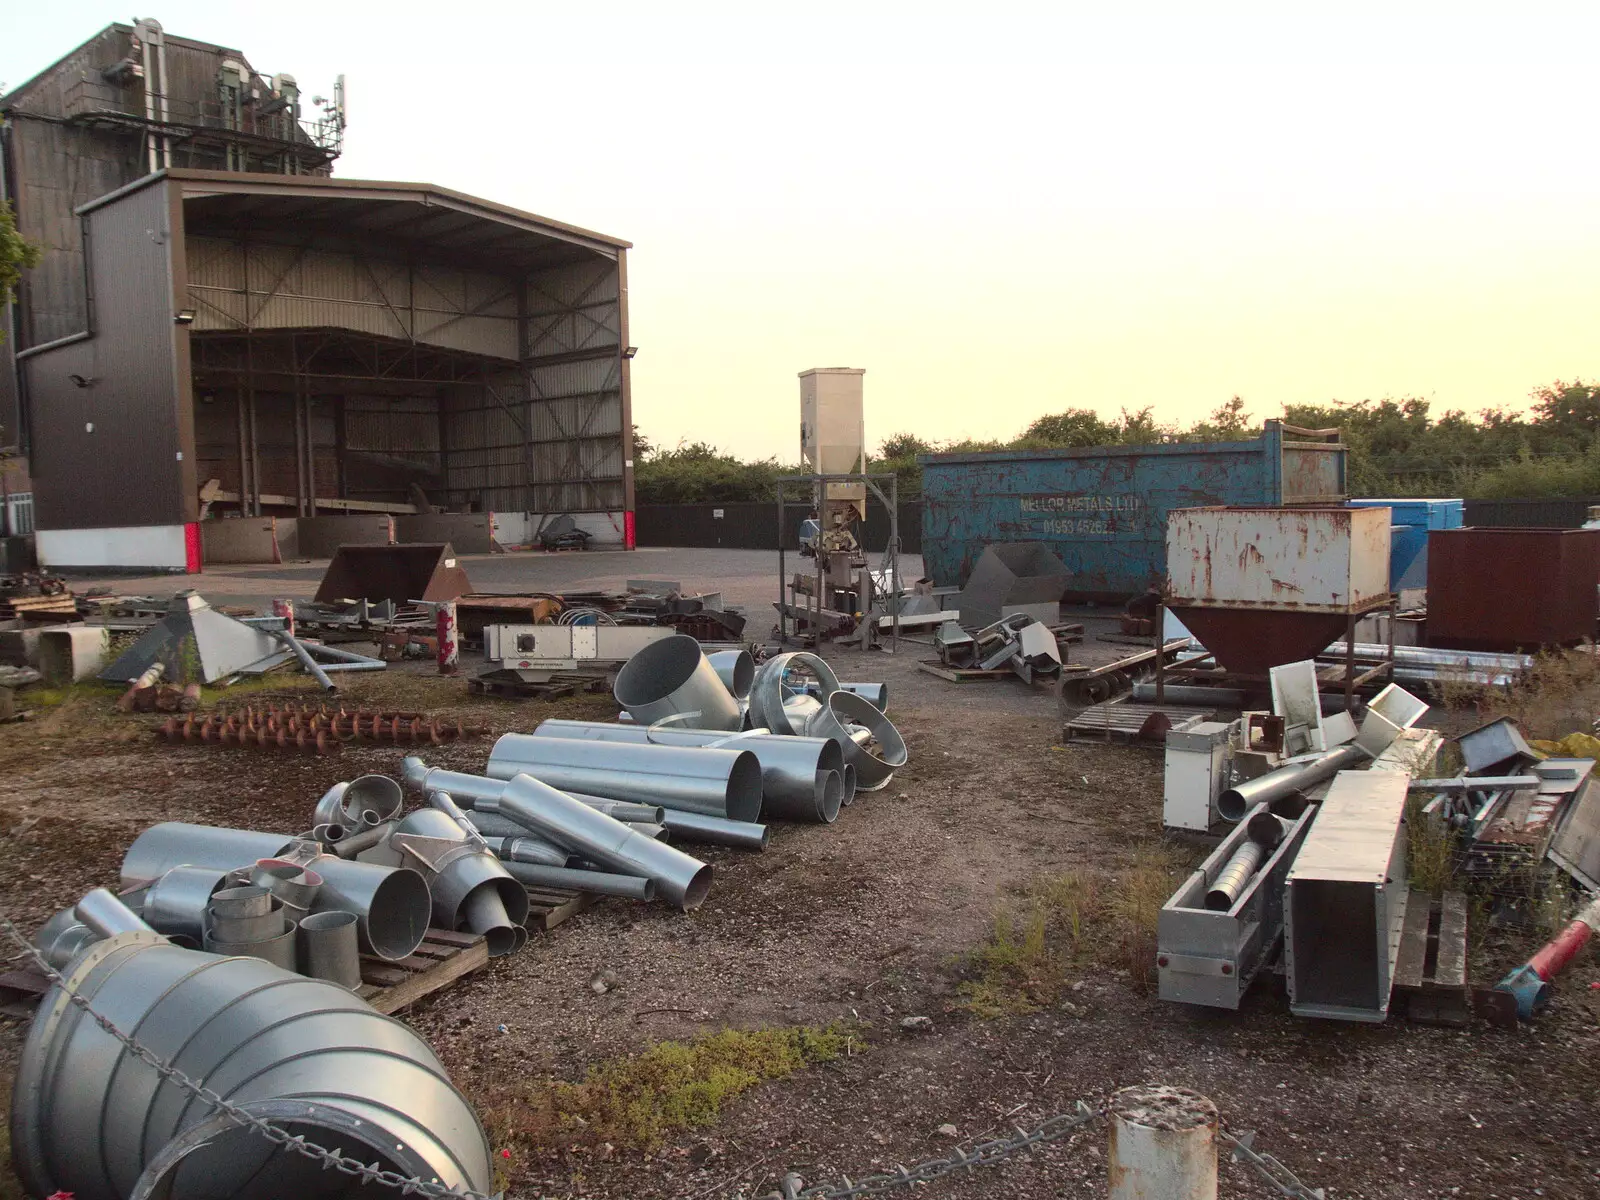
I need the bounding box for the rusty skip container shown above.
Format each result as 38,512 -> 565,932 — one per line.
1426,527 -> 1600,652
1166,505 -> 1391,675
918,422 -> 1346,600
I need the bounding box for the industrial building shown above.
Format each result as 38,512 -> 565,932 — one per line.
2,20 -> 633,569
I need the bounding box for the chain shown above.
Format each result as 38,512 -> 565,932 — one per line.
762,1101 -> 1102,1199
1221,1126 -> 1327,1200
0,917 -> 498,1200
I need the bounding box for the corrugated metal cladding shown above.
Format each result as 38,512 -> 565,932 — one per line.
525,260 -> 621,356
186,238 -> 519,359
23,180 -> 192,528
1461,498 -> 1596,529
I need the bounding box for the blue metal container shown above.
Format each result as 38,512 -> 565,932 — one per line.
919,421 -> 1347,600
1346,498 -> 1463,591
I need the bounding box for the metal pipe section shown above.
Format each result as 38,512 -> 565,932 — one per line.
486,733 -> 763,823
1216,744 -> 1370,823
10,930 -> 492,1200
531,723 -> 844,825
328,821 -> 393,858
121,824 -> 301,887
749,652 -> 839,735
805,690 -> 908,791
304,856 -> 430,961
403,759 -> 665,824
273,630 -> 336,691
840,762 -> 858,807
500,860 -> 657,901
208,896 -> 286,944
657,809 -> 770,850
74,889 -> 155,940
249,860 -> 322,915
390,810 -> 529,956
482,834 -> 572,867
297,909 -> 362,988
489,773 -> 713,910
33,909 -> 99,970
706,648 -> 755,700
302,641 -> 387,666
531,719 -> 846,823
1131,682 -> 1248,707
205,923 -> 297,971
142,866 -> 230,946
613,634 -> 742,731
1204,842 -> 1264,911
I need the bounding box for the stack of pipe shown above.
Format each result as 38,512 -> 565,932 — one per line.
402,759 -> 714,909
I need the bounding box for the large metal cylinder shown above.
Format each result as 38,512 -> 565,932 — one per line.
1108,1086 -> 1218,1200
486,733 -> 763,823
530,719 -> 846,822
33,908 -> 98,970
613,634 -> 742,731
121,825 -> 300,887
491,773 -> 713,910
1216,743 -> 1369,822
706,649 -> 755,700
749,652 -> 839,735
10,930 -> 492,1200
805,690 -> 908,791
500,861 -> 657,901
393,809 -> 530,957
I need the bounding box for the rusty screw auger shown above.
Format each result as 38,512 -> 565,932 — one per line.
154,702 -> 485,754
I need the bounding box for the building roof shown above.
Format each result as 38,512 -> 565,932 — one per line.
0,22 -> 258,112
87,169 -> 631,270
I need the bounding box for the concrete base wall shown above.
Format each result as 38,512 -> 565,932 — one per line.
395,513 -> 495,554
297,515 -> 395,559
37,525 -> 192,571
200,517 -> 290,565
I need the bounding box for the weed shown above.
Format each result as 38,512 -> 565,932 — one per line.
514,1024 -> 856,1151
1482,648 -> 1600,741
956,869 -> 1099,1017
1105,844 -> 1191,994
1405,795 -> 1459,897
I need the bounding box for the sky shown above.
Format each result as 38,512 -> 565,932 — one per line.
6,3 -> 1600,461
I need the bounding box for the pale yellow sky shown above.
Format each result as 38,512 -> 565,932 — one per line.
9,3 -> 1600,459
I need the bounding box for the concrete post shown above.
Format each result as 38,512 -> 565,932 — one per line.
437,601 -> 459,676
1108,1085 -> 1218,1200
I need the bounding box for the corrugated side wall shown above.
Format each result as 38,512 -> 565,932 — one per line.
24,181 -> 190,529
919,440 -> 1284,598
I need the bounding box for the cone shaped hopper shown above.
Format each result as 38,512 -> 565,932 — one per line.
99,593 -> 284,684
1167,606 -> 1350,677
315,542 -> 472,605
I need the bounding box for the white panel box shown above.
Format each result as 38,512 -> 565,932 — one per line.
1163,721 -> 1233,832
800,367 -> 866,517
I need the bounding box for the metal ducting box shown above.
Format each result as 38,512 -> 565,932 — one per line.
799,367 -> 866,521
1426,527 -> 1600,652
956,542 -> 1071,628
1285,769 -> 1410,1022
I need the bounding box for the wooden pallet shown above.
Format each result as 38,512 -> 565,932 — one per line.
524,886 -> 603,931
915,659 -> 1019,683
1063,699 -> 1215,744
0,595 -> 77,621
355,929 -> 489,1014
468,672 -> 611,700
1393,890 -> 1470,1027
0,967 -> 48,1019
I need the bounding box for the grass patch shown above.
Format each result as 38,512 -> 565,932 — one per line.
1406,795 -> 1459,897
1105,845 -> 1191,995
514,1024 -> 857,1151
1480,648 -> 1600,741
956,869 -> 1099,1017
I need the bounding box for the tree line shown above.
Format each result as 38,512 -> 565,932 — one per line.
634,382 -> 1600,505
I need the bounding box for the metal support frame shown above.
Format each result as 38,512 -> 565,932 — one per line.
776,472 -> 900,653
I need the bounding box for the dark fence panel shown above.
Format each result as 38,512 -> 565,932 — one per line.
635,502 -> 922,553
1462,498 -> 1599,529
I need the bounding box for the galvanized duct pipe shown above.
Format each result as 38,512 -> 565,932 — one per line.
653,809 -> 770,851
483,834 -> 573,867
706,648 -> 755,700
121,824 -> 430,961
1131,683 -> 1248,707
487,773 -> 712,910
840,762 -> 858,807
402,759 -> 666,824
314,775 -> 405,834
297,909 -> 361,988
795,680 -> 890,711
805,690 -> 908,791
531,720 -> 845,823
391,808 -> 529,957
1204,809 -> 1286,911
75,889 -> 154,939
486,733 -> 763,823
328,821 -> 394,858
749,652 -> 839,735
141,866 -> 231,947
10,928 -> 492,1200
249,859 -> 322,919
273,630 -> 336,691
33,908 -> 99,970
500,860 -> 657,901
122,825 -> 302,886
1216,744 -> 1370,823
613,634 -> 742,731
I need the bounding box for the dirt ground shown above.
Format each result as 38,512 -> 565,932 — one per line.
0,573 -> 1596,1199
